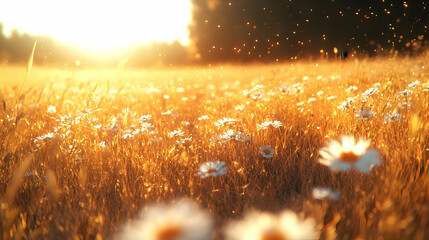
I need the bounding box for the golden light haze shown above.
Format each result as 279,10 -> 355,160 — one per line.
0,0 -> 192,51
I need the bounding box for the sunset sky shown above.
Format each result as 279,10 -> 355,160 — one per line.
0,0 -> 192,51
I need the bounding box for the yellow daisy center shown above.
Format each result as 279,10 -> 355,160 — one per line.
339,151 -> 360,163
261,230 -> 288,240
263,149 -> 272,155
206,168 -> 218,174
156,225 -> 183,240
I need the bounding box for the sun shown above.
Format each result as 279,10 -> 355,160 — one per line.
0,0 -> 192,51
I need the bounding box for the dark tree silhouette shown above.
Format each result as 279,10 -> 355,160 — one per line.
189,0 -> 429,63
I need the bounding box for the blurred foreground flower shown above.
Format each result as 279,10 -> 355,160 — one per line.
224,210 -> 318,240
198,161 -> 227,178
318,136 -> 381,173
119,199 -> 213,240
312,187 -> 340,200
355,109 -> 374,120
260,145 -> 274,158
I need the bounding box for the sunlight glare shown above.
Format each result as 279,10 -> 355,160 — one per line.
0,0 -> 192,51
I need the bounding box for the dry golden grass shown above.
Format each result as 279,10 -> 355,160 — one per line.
0,54 -> 428,239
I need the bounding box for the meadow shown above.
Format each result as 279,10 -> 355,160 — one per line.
0,54 -> 428,239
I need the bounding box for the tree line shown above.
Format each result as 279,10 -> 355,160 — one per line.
0,0 -> 428,66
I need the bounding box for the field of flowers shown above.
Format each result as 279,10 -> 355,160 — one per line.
1,55 -> 428,239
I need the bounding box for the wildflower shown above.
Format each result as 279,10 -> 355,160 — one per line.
384,112 -> 402,123
209,135 -> 226,145
398,102 -> 412,109
312,187 -> 340,200
251,84 -> 265,92
119,199 -> 213,240
34,133 -> 59,142
198,115 -> 209,121
161,110 -> 173,115
122,128 -> 141,139
140,123 -> 155,133
104,118 -> 119,134
176,137 -> 193,146
345,85 -> 358,93
307,97 -> 317,103
318,135 -> 381,173
198,161 -> 227,178
395,89 -> 412,98
224,210 -> 318,240
256,121 -> 283,130
279,85 -> 289,94
362,88 -> 379,98
138,115 -> 152,123
326,95 -> 337,101
47,105 -> 56,114
99,141 -> 108,149
214,118 -> 237,127
408,81 -> 420,88
260,146 -> 274,158
355,109 -> 374,120
251,92 -> 264,101
220,130 -> 250,142
79,108 -> 94,115
338,97 -> 355,110
168,129 -> 184,138
235,105 -> 245,111
290,83 -> 305,94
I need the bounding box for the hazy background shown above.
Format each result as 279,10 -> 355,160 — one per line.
0,0 -> 427,67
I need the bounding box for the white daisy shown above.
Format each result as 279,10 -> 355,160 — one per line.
168,129 -> 184,138
214,118 -> 237,127
47,105 -> 56,114
408,81 -> 420,88
355,109 -> 375,120
383,112 -> 402,123
398,102 -> 412,109
362,87 -> 379,98
119,199 -> 213,240
257,121 -> 283,130
338,97 -> 355,110
235,105 -> 246,111
326,95 -> 337,101
198,115 -> 209,121
224,210 -> 318,240
220,130 -> 250,142
34,133 -> 60,142
260,146 -> 274,158
345,85 -> 358,93
307,97 -> 317,103
312,187 -> 340,200
138,115 -> 152,123
318,135 -> 381,173
395,89 -> 413,98
198,161 -> 227,178
279,85 -> 290,94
